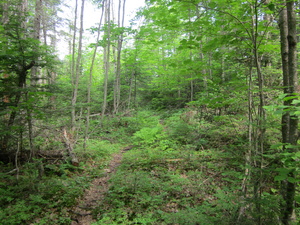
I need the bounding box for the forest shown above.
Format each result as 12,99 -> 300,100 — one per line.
0,0 -> 299,224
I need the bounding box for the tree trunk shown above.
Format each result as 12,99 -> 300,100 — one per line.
71,0 -> 78,129
279,1 -> 298,224
71,0 -> 85,132
3,61 -> 35,152
249,3 -> 267,223
101,0 -> 111,119
25,0 -> 42,159
127,70 -> 134,109
19,0 -> 28,33
113,0 -> 126,114
31,0 -> 42,87
84,1 -> 105,150
279,2 -> 290,153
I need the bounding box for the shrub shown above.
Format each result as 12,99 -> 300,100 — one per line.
0,162 -> 89,224
133,125 -> 164,146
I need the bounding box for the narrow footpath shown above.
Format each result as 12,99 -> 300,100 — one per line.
70,146 -> 130,225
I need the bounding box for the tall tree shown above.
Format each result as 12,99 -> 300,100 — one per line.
70,0 -> 86,132
0,0 -> 53,158
101,0 -> 111,119
279,1 -> 298,224
113,0 -> 126,114
30,0 -> 42,86
84,0 -> 105,150
70,0 -> 78,129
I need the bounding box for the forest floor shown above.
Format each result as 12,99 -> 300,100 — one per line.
70,146 -> 129,225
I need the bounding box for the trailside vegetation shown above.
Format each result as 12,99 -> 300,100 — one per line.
0,0 -> 299,224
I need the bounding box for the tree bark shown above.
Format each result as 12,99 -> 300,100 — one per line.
71,0 -> 78,129
279,1 -> 298,224
101,0 -> 111,120
71,0 -> 85,132
84,1 -> 105,150
279,7 -> 289,147
31,0 -> 42,86
3,61 -> 35,152
113,0 -> 126,114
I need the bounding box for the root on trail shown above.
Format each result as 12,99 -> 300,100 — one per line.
70,147 -> 129,225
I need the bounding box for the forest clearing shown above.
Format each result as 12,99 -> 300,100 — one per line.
0,0 -> 299,224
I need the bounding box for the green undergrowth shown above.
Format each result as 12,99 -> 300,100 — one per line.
0,162 -> 87,224
74,139 -> 122,175
93,145 -> 283,224
92,147 -> 243,225
0,140 -> 122,225
0,110 -> 288,224
91,110 -> 284,225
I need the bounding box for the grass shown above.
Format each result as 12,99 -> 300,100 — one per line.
0,138 -> 121,225
0,111 -> 289,224
92,146 -> 242,225
90,111 -> 286,225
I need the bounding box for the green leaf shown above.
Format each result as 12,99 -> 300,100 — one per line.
285,144 -> 299,149
292,99 -> 300,105
270,188 -> 278,193
183,59 -> 192,65
287,177 -> 297,183
295,151 -> 300,158
284,96 -> 298,101
274,175 -> 286,181
274,110 -> 284,115
169,8 -> 177,13
292,111 -> 300,115
263,105 -> 274,111
267,3 -> 275,12
275,168 -> 291,174
180,39 -> 187,44
270,143 -> 284,149
279,93 -> 288,99
295,195 -> 300,204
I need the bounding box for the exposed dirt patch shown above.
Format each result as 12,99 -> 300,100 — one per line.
70,146 -> 131,225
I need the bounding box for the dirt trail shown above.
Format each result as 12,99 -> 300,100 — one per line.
70,147 -> 130,225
